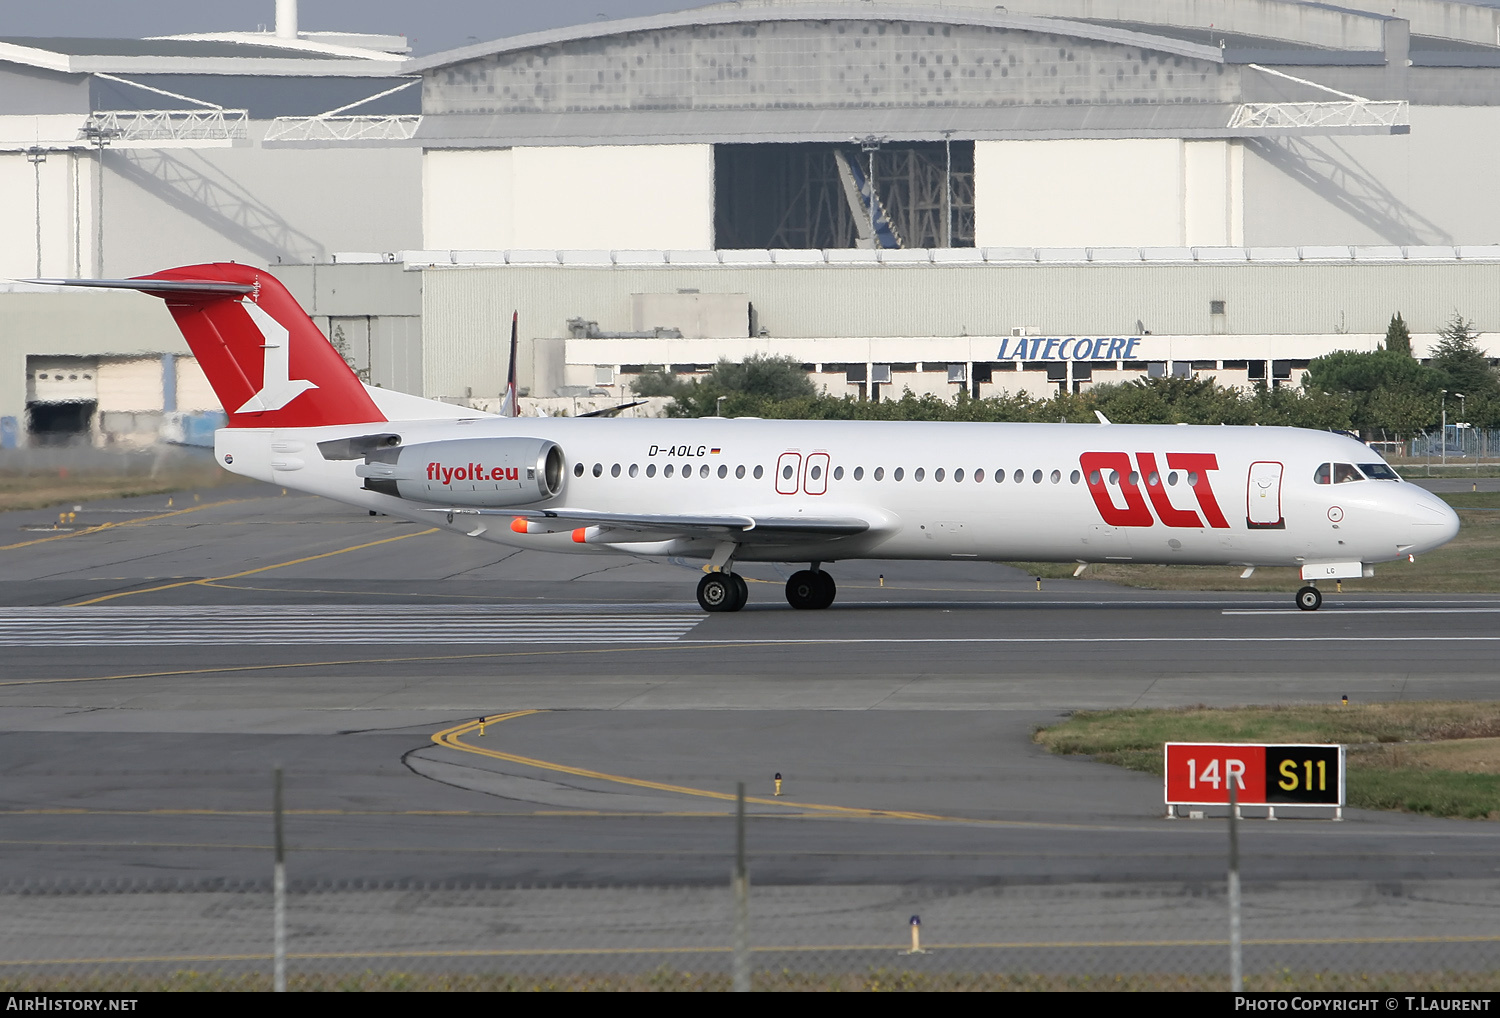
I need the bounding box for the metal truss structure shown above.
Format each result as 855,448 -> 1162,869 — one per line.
1228,100 -> 1410,132
263,115 -> 423,143
84,109 -> 249,144
714,142 -> 974,250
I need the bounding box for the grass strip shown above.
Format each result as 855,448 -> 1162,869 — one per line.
1034,702 -> 1500,820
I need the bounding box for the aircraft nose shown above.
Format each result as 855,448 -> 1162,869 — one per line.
1407,488 -> 1460,550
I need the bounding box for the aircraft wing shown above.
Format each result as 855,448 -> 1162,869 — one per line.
429,506 -> 871,543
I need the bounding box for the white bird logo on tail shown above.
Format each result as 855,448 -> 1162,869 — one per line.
235,299 -> 318,413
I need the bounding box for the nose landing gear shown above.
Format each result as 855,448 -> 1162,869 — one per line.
1296,585 -> 1323,611
786,568 -> 836,610
697,571 -> 749,613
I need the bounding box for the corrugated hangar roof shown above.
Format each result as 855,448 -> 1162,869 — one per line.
410,1 -> 1423,146
408,4 -> 1226,73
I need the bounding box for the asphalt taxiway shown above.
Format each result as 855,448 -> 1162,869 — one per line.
2,480 -> 1498,891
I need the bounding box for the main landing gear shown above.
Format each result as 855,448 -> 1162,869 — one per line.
785,568 -> 836,610
697,571 -> 749,613
1296,585 -> 1323,611
693,565 -> 839,613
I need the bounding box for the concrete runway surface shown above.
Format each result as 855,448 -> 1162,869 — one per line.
1,478 -> 1497,898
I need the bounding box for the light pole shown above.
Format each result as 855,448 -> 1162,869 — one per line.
941,130 -> 954,249
25,146 -> 45,277
715,394 -> 727,417
81,120 -> 121,276
1441,390 -> 1447,467
1457,393 -> 1467,459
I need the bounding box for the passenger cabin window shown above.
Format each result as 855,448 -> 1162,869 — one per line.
1333,463 -> 1364,484
1359,462 -> 1400,480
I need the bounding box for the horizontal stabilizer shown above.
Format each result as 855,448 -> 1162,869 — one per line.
31,277 -> 255,297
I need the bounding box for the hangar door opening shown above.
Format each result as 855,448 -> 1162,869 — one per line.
714,142 -> 974,250
26,357 -> 97,447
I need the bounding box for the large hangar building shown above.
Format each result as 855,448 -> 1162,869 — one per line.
396,0 -> 1500,408
6,0 -> 1500,442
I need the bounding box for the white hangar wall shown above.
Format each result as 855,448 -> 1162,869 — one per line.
97,134 -> 423,280
1241,106 -> 1500,248
422,144 -> 714,252
973,139 -> 1244,248
0,149 -> 94,280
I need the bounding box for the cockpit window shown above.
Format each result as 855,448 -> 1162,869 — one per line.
1314,463 -> 1331,485
1358,462 -> 1400,481
1333,463 -> 1364,484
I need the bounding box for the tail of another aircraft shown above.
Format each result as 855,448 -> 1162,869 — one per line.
500,310 -> 520,418
48,263 -> 386,429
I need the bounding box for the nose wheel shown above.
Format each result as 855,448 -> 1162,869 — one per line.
697,571 -> 749,613
1296,585 -> 1323,611
786,569 -> 836,610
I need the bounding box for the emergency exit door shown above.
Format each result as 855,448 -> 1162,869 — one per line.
1247,461 -> 1284,529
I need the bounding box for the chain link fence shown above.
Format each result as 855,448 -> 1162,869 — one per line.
1404,427 -> 1500,464
2,879 -> 1498,992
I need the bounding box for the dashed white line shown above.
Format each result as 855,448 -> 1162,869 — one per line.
0,605 -> 702,645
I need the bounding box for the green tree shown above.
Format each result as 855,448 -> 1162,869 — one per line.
629,365 -> 686,398
1384,312 -> 1411,356
665,354 -> 818,417
1303,348 -> 1440,397
1429,311 -> 1498,402
1364,386 -> 1439,439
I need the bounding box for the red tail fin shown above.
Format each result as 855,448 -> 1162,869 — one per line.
71,264 -> 386,429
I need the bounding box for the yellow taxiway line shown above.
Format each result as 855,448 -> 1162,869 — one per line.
433,712 -> 949,822
0,499 -> 243,552
67,527 -> 440,606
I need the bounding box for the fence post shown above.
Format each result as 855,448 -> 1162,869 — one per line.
274,767 -> 286,993
1228,781 -> 1242,992
732,781 -> 750,992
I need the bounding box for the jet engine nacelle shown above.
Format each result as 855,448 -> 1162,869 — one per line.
354,437 -> 564,506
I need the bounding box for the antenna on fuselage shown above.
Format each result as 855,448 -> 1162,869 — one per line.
1094,410 -> 1112,425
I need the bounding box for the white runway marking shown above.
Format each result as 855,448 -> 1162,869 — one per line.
0,605 -> 703,645
1223,608 -> 1500,616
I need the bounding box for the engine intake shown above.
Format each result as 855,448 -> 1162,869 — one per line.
355,437 -> 564,506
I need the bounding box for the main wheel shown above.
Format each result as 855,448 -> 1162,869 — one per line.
730,573 -> 749,611
785,570 -> 821,610
786,570 -> 835,610
1296,585 -> 1323,611
813,570 -> 837,609
698,572 -> 741,613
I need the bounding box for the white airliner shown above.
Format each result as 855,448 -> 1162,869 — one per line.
50,264 -> 1460,613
